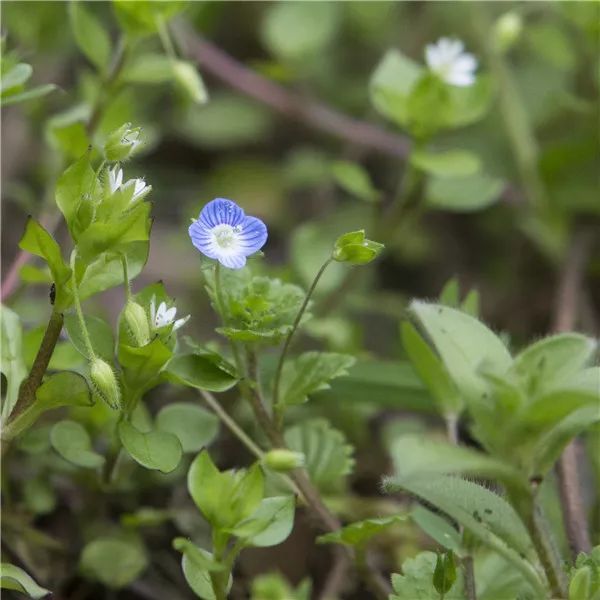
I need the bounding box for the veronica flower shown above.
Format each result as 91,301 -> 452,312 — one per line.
150,296 -> 190,331
188,198 -> 268,269
425,37 -> 477,87
108,167 -> 124,194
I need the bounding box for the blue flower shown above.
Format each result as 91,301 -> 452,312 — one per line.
188,198 -> 268,269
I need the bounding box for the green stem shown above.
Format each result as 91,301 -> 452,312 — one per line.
272,257 -> 333,418
120,252 -> 132,302
156,16 -> 177,61
70,252 -> 96,359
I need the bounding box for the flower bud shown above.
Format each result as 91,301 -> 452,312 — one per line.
493,11 -> 523,53
123,300 -> 150,347
263,449 -> 305,472
89,358 -> 121,409
104,123 -> 142,162
332,230 -> 384,265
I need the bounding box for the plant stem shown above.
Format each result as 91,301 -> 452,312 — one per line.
463,556 -> 477,600
120,252 -> 132,302
272,257 -> 333,416
70,252 -> 96,359
354,547 -> 392,600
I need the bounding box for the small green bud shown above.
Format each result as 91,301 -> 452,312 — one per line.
263,449 -> 305,472
172,60 -> 208,104
493,11 -> 523,53
104,123 -> 142,162
433,551 -> 457,596
569,566 -> 592,600
89,358 -> 121,409
123,300 -> 150,347
332,229 -> 384,265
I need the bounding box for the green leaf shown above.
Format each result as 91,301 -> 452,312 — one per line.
261,2 -> 339,61
18,218 -> 72,307
166,353 -> 238,392
0,306 -> 27,420
510,333 -> 596,397
187,451 -> 264,530
391,551 -> 465,600
80,536 -> 148,589
331,161 -> 380,202
119,337 -> 173,392
174,541 -> 230,600
411,506 -> 462,554
284,419 -> 354,494
172,60 -> 208,104
64,313 -> 114,362
23,477 -> 57,516
317,515 -> 406,547
113,0 -> 187,36
55,155 -> 97,240
388,434 -> 528,494
0,63 -> 32,93
384,475 -> 546,596
409,302 -> 512,403
69,1 -> 111,73
401,322 -> 463,416
425,173 -> 504,212
278,352 -> 355,408
118,420 -> 182,473
50,420 -> 105,468
0,563 -> 51,599
156,403 -> 219,453
369,49 -> 423,127
332,229 -> 384,265
411,149 -> 480,178
229,496 -> 295,547
122,53 -> 174,84
251,573 -> 311,600
2,371 -> 93,441
1,84 -> 56,106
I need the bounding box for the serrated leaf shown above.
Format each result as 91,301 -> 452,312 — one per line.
156,403 -> 219,453
0,563 -> 51,599
284,419 -> 354,494
118,420 -> 182,473
80,536 -> 148,589
50,419 -> 105,468
69,1 -> 111,72
278,352 -> 355,408
64,313 -> 114,362
318,515 -> 406,547
229,496 -> 295,547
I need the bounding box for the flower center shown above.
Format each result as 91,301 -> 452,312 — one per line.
212,224 -> 240,249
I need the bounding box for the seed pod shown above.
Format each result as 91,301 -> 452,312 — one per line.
89,358 -> 121,409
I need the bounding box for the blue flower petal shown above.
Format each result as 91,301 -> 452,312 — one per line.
237,216 -> 268,255
188,220 -> 217,258
219,253 -> 247,269
199,198 -> 245,228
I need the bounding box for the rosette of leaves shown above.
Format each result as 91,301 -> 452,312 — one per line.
206,269 -> 308,344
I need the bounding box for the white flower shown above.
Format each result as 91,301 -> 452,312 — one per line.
131,178 -> 149,202
150,296 -> 190,331
425,37 -> 477,87
108,167 -> 124,194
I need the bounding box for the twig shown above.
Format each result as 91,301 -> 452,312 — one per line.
175,23 -> 411,160
553,230 -> 594,558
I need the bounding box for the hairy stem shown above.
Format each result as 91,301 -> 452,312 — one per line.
272,258 -> 333,417
70,252 -> 95,359
120,252 -> 132,303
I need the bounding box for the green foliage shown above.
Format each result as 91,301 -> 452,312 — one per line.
332,230 -> 384,265
166,353 -> 238,392
433,551 -> 458,597
391,551 -> 466,600
50,419 -> 105,468
118,420 -> 182,473
318,515 -> 406,548
331,161 -> 380,203
284,419 -> 354,494
0,563 -> 51,599
0,61 -> 56,106
250,573 -> 311,600
277,351 -> 355,408
568,547 -> 600,600
69,1 -> 111,73
0,306 -> 27,419
80,535 -> 148,589
156,403 -> 219,453
64,313 -> 114,361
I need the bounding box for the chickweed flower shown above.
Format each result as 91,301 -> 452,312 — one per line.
150,296 -> 190,331
104,123 -> 142,162
425,37 -> 477,87
108,166 -> 123,194
188,198 -> 268,269
106,168 -> 151,205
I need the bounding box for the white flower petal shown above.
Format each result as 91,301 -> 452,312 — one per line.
173,315 -> 190,331
424,37 -> 477,87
